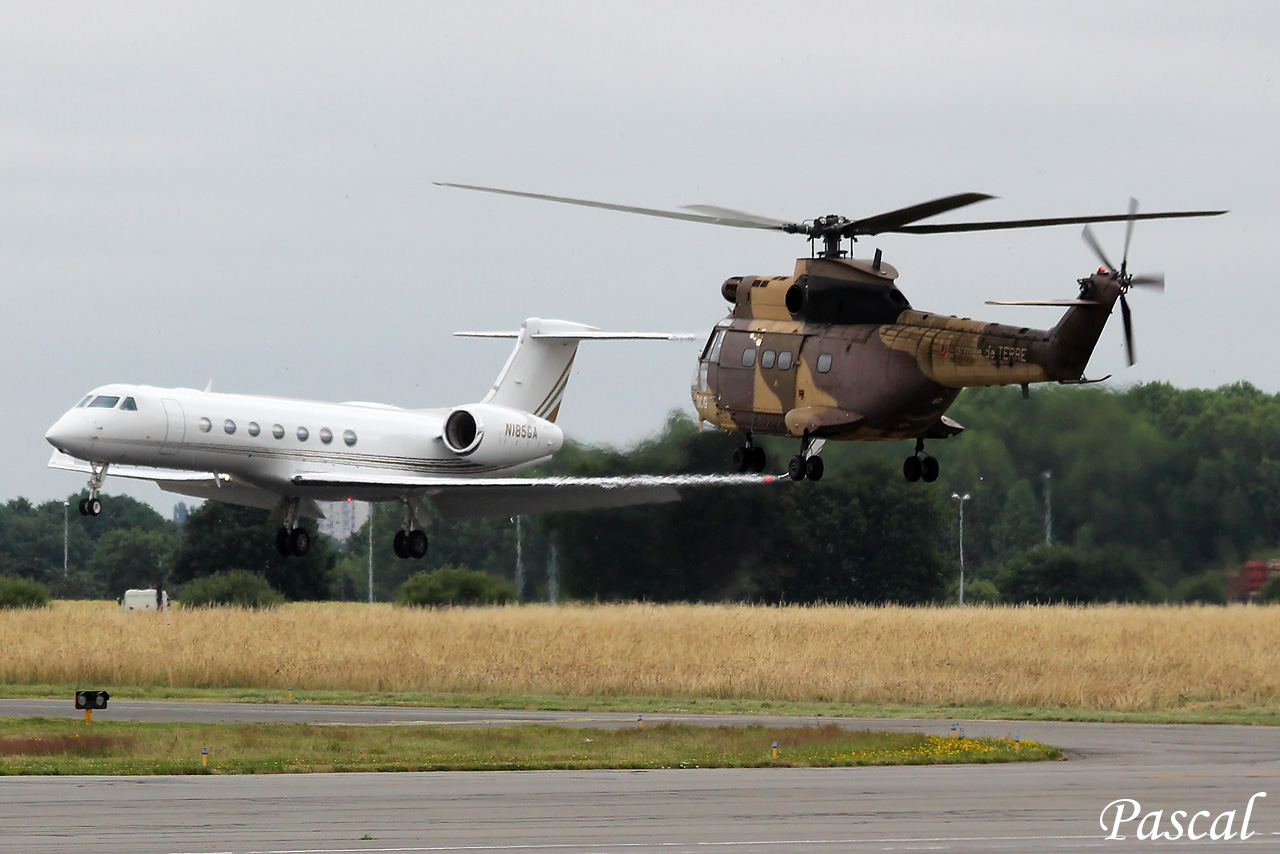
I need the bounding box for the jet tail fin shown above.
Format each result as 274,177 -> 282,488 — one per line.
456,318 -> 694,422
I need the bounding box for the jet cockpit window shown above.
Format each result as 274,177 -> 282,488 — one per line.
76,395 -> 93,408
88,396 -> 121,409
120,397 -> 137,411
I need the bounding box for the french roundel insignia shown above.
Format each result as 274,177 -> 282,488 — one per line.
938,342 -> 949,357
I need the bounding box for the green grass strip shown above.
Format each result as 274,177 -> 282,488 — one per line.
0,717 -> 1059,775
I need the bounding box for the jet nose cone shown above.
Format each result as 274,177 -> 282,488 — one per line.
45,415 -> 80,452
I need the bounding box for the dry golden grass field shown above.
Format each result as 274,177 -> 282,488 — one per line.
3,602 -> 1278,715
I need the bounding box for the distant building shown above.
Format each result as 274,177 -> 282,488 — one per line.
317,499 -> 369,542
1226,560 -> 1280,602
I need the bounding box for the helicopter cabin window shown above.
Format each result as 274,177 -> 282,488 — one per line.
120,397 -> 137,411
760,350 -> 776,369
778,351 -> 793,371
816,354 -> 833,373
741,347 -> 756,368
88,396 -> 121,409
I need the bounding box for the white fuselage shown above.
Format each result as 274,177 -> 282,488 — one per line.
45,384 -> 563,503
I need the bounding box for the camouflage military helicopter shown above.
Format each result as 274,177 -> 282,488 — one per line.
438,183 -> 1224,483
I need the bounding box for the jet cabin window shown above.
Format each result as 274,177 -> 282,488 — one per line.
88,396 -> 120,409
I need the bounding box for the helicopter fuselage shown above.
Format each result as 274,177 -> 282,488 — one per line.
692,256 -> 1123,443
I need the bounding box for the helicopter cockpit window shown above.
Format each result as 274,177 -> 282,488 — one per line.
778,351 -> 793,371
703,329 -> 726,362
741,348 -> 757,368
120,397 -> 138,411
760,350 -> 776,369
88,396 -> 121,409
816,354 -> 833,373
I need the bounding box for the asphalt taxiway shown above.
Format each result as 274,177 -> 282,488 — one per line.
1,700 -> 1277,854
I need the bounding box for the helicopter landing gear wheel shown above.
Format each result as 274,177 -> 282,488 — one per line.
788,454 -> 807,481
733,440 -> 767,474
920,455 -> 940,483
788,433 -> 824,482
805,455 -> 824,482
903,438 -> 939,483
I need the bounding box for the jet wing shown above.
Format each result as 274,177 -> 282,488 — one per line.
287,472 -> 783,521
47,451 -> 319,516
48,451 -> 220,485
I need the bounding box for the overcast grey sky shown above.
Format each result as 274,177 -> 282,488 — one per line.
2,1 -> 1274,512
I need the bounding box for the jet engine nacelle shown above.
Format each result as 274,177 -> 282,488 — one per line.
441,404 -> 564,466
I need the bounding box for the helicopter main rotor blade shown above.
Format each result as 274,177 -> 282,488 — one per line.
842,193 -> 996,236
1082,224 -> 1116,271
894,208 -> 1227,235
681,205 -> 795,229
1121,197 -> 1139,276
1120,293 -> 1136,366
435,182 -> 797,231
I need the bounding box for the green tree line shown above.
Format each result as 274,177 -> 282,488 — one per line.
5,381 -> 1280,604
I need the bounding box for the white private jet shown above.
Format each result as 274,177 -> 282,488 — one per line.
46,318 -> 777,559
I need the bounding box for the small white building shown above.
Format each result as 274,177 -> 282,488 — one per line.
121,589 -> 169,611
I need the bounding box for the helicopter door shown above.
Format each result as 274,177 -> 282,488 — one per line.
716,329 -> 757,412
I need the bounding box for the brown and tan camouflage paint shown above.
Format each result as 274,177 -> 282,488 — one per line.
692,256 -> 1121,443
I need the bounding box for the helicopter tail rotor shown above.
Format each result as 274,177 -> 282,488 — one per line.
1081,199 -> 1166,367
